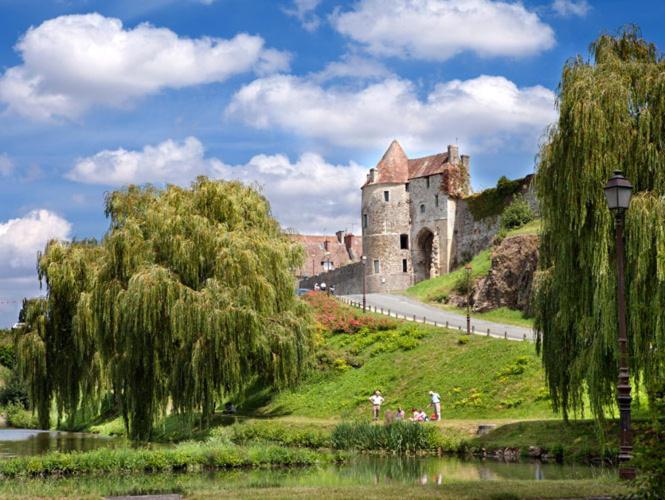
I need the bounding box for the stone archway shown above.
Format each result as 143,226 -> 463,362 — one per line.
414,228 -> 434,283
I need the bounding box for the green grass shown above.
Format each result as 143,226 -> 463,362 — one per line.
505,218 -> 541,236
255,322 -> 553,421
405,249 -> 491,303
446,306 -> 534,328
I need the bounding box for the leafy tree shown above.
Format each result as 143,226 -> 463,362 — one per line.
534,28 -> 665,420
500,195 -> 534,230
16,179 -> 313,439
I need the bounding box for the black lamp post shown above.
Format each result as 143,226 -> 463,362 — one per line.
361,255 -> 367,313
603,170 -> 635,480
465,264 -> 472,335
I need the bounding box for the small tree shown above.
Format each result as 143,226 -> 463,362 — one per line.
500,194 -> 534,230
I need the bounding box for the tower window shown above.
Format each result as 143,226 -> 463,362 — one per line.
400,234 -> 409,249
383,190 -> 390,202
435,194 -> 439,207
426,176 -> 430,188
373,259 -> 380,274
405,183 -> 409,192
420,204 -> 425,213
402,259 -> 408,272
363,214 -> 368,228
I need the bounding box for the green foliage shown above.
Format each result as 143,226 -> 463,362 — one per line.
457,336 -> 469,345
212,420 -> 332,448
466,176 -> 524,221
0,369 -> 29,408
634,387 -> 665,498
4,403 -> 40,429
500,195 -> 534,230
534,27 -> 665,420
0,442 -> 340,478
331,421 -> 441,453
14,179 -> 314,440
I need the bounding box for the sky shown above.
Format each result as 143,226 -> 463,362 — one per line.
0,0 -> 663,326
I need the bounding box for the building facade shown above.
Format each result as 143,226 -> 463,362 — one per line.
361,141 -> 470,293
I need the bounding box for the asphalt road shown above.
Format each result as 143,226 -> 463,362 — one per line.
341,293 -> 535,342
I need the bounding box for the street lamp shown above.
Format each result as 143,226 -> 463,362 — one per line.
604,170 -> 635,480
361,255 -> 367,313
465,264 -> 472,335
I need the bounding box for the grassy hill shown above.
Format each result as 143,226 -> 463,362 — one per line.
249,294 -> 552,421
404,219 -> 541,327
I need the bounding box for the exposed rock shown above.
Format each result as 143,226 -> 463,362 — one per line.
528,446 -> 544,458
472,234 -> 539,313
476,424 -> 497,435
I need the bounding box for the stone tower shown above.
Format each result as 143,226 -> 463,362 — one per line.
361,140 -> 470,292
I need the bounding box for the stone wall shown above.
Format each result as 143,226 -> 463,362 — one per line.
298,261 -> 364,295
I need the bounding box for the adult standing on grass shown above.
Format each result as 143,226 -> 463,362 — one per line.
369,390 -> 384,421
429,390 -> 441,421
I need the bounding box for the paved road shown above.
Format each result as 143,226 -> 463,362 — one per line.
341,293 -> 535,342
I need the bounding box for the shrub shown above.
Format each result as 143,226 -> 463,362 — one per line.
303,293 -> 397,334
500,194 -> 534,230
0,344 -> 15,369
0,370 -> 29,408
457,336 -> 470,345
4,403 -> 40,429
211,420 -> 332,449
634,387 -> 665,498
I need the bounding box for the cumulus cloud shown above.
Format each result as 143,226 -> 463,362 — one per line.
0,13 -> 290,120
225,74 -> 556,153
332,0 -> 555,60
67,137 -> 365,233
284,0 -> 322,32
312,54 -> 393,82
68,137 -> 225,185
552,0 -> 590,17
0,210 -> 72,276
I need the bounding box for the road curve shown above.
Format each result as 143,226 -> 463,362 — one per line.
341,293 -> 535,342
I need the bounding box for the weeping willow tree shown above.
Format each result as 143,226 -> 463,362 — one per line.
16,178 -> 312,439
535,27 -> 665,420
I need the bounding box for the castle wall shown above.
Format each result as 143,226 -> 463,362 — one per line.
298,262 -> 364,295
361,182 -> 412,292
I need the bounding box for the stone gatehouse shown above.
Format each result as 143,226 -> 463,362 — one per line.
361,140 -> 471,293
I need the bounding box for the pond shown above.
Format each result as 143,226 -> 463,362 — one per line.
0,428 -> 120,458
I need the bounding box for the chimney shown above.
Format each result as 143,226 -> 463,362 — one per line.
344,233 -> 355,259
461,155 -> 470,170
335,230 -> 345,244
447,145 -> 460,165
367,168 -> 376,183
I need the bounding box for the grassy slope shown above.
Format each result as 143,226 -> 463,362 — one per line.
257,323 -> 553,420
404,219 -> 542,328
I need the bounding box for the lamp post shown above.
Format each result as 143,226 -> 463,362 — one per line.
465,264 -> 472,335
603,170 -> 635,481
361,255 -> 367,313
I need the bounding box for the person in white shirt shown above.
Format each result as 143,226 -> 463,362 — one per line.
429,390 -> 441,421
368,390 -> 384,421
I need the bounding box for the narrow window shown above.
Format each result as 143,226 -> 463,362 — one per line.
405,183 -> 410,192
363,214 -> 368,228
400,234 -> 409,249
373,259 -> 380,274
435,194 -> 439,207
383,190 -> 390,202
420,204 -> 425,214
426,176 -> 430,188
402,259 -> 408,272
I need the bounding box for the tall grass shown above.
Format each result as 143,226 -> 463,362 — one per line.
331,421 -> 441,453
0,442 -> 344,478
213,420 -> 332,448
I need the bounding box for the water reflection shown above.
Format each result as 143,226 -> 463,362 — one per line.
0,429 -> 119,458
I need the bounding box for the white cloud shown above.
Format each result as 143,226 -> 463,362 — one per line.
68,137 -> 225,186
0,154 -> 14,176
67,137 -> 366,233
0,13 -> 290,121
0,210 -> 72,275
225,74 -> 556,153
284,0 -> 322,32
552,0 -> 590,17
332,0 -> 555,60
312,54 -> 393,82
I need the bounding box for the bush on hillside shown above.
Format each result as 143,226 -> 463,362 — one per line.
501,194 -> 534,230
303,292 -> 397,334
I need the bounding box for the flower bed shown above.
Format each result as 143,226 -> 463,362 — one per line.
303,293 -> 397,334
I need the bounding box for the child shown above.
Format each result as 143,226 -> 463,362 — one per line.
396,407 -> 405,420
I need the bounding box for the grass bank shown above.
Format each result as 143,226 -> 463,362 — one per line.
0,441 -> 343,478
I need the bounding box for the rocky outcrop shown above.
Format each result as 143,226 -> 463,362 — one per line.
472,235 -> 539,313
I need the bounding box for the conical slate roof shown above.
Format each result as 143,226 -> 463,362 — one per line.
374,139 -> 409,184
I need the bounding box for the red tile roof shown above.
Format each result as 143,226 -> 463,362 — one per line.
408,152 -> 449,180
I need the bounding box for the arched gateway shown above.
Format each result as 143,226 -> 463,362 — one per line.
414,228 -> 434,283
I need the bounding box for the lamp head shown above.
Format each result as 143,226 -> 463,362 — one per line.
604,170 -> 632,212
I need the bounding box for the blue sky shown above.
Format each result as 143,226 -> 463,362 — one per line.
0,0 -> 663,325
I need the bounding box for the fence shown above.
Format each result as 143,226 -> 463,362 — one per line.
337,296 -> 533,343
